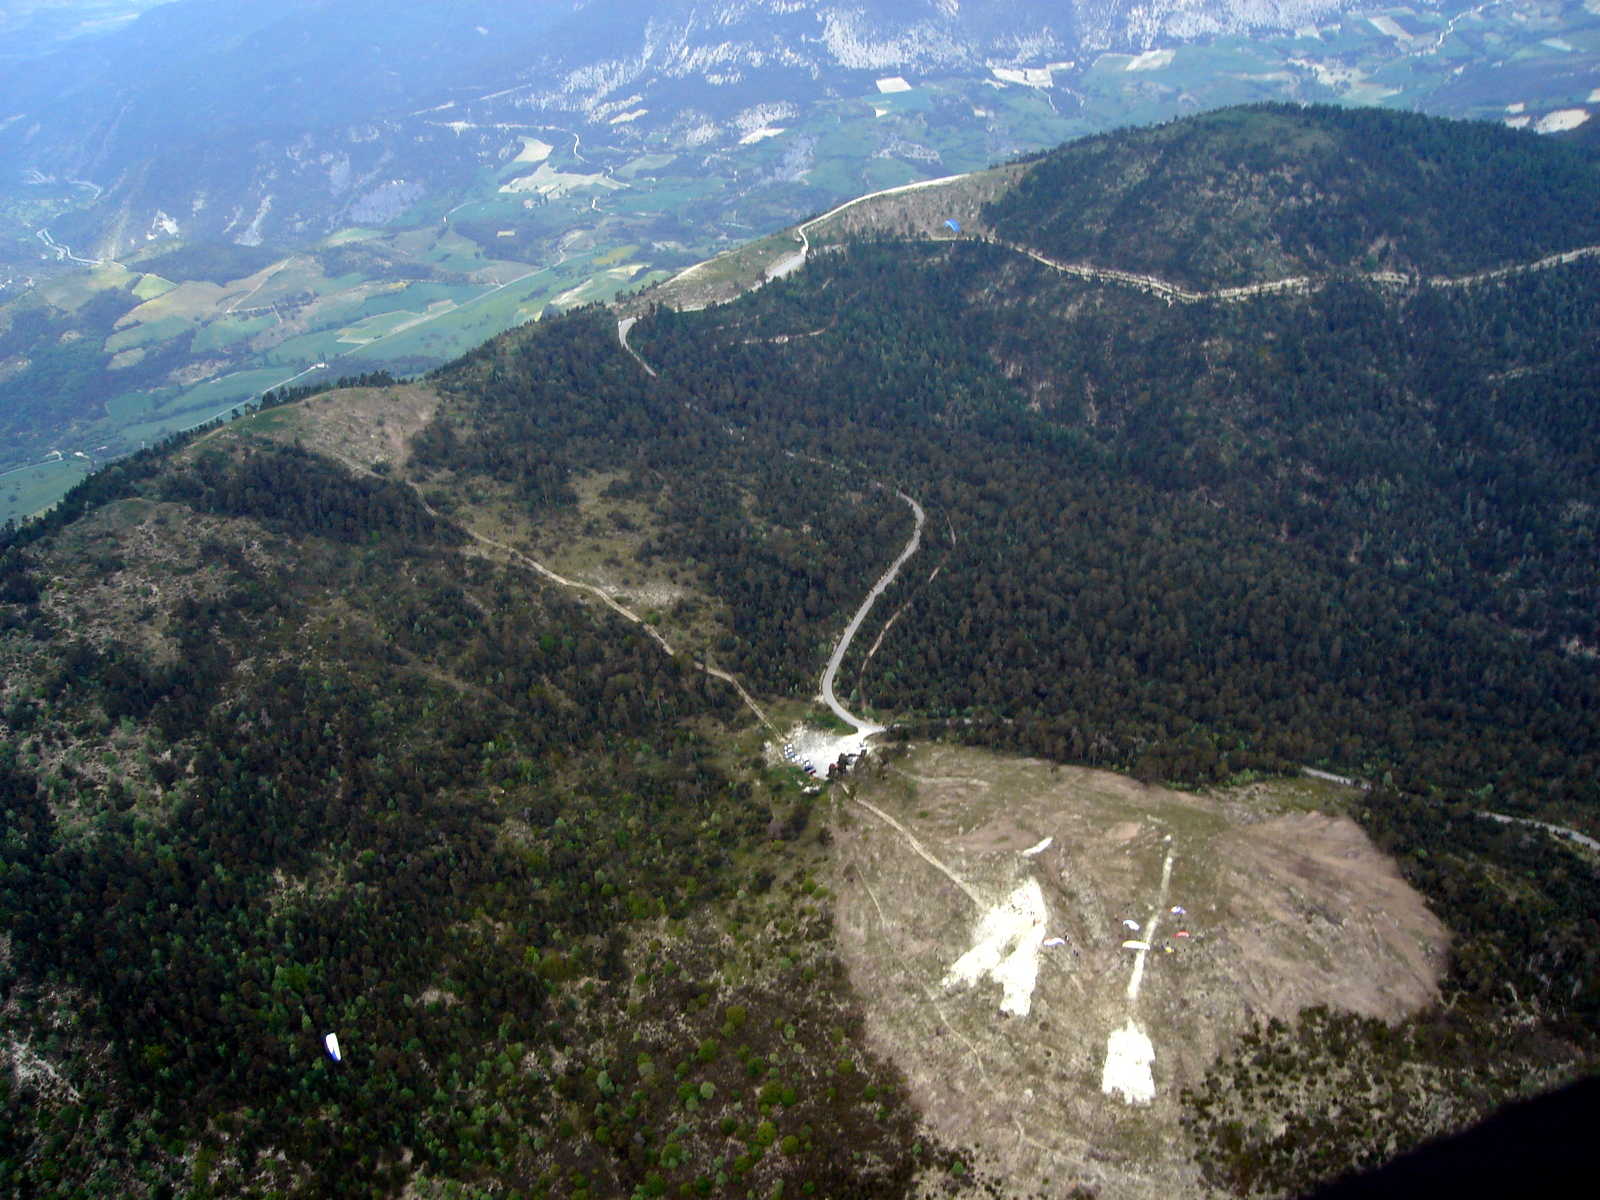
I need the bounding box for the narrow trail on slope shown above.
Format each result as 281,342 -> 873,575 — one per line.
225,256 -> 299,314
1125,848 -> 1175,1005
989,238 -> 1600,306
860,874 -> 993,1087
618,310 -> 993,945
845,785 -> 984,909
1100,845 -> 1175,1106
459,521 -> 777,734
276,416 -> 778,736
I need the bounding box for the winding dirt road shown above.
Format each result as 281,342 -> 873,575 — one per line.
665,171 -> 975,293
819,490 -> 925,735
992,238 -> 1600,306
616,316 -> 657,377
781,173 -> 975,279
615,312 -> 923,738
1481,811 -> 1600,853
661,162 -> 1600,325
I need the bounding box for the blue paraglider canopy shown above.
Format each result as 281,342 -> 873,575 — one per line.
944,218 -> 962,233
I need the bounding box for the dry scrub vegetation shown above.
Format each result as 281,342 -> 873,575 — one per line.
246,383 -> 440,471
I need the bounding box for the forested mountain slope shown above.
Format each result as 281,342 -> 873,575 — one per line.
0,399 -> 926,1194
627,237 -> 1600,802
986,105 -> 1600,288
2,104 -> 1598,1197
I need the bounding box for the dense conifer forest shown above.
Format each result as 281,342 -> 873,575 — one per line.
985,104 -> 1600,288
624,242 -> 1600,808
0,431 -> 928,1197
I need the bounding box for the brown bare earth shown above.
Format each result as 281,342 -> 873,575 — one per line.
832,744 -> 1448,1199
251,383 -> 441,470
805,163 -> 1028,247
621,164 -> 1031,316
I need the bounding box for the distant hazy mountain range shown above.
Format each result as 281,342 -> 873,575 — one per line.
0,0 -> 172,51
7,0 -> 1599,258
0,0 -> 1407,253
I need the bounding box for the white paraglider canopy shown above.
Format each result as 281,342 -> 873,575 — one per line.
324,1032 -> 342,1063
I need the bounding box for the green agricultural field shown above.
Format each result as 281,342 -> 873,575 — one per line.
417,230 -> 497,274
335,271 -> 560,365
867,86 -> 933,116
111,367 -> 300,449
336,308 -> 433,345
178,368 -> 296,412
131,274 -> 176,301
857,157 -> 923,191
0,456 -> 92,526
259,327 -> 353,367
103,389 -> 164,423
191,312 -> 276,353
608,179 -> 720,217
322,227 -> 384,247
595,243 -> 639,266
104,314 -> 191,354
617,153 -> 677,178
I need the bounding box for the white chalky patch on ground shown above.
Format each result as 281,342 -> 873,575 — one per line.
1368,15 -> 1412,41
513,137 -> 553,163
991,65 -> 1053,87
1506,115 -> 1532,129
942,879 -> 1048,1017
1506,101 -> 1527,114
876,76 -> 912,93
774,724 -> 877,776
1125,49 -> 1174,71
500,163 -> 623,197
738,126 -> 785,144
1021,836 -> 1053,857
1534,109 -> 1590,133
1101,1021 -> 1156,1104
1589,88 -> 1600,103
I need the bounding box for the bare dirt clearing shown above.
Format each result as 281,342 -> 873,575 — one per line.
832,744 -> 1448,1198
249,384 -> 440,470
801,164 -> 1026,248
